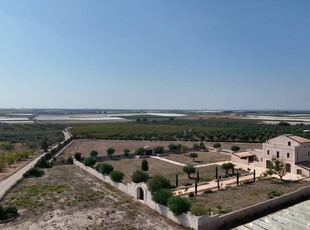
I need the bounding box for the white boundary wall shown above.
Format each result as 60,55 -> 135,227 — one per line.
73,159 -> 203,229
73,159 -> 310,230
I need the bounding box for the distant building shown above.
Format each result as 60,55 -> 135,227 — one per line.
231,134 -> 310,177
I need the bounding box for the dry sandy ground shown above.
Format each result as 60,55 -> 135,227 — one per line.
1,165 -> 184,230
60,139 -> 261,160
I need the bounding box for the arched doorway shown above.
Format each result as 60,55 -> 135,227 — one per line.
266,160 -> 272,169
137,187 -> 144,201
285,163 -> 291,173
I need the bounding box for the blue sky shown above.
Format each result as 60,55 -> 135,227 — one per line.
0,0 -> 309,110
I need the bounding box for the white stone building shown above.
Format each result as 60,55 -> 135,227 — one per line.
231,134 -> 310,177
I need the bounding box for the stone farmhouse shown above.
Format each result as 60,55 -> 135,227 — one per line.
232,134 -> 310,177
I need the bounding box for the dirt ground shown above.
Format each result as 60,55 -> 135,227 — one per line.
60,139 -> 261,160
189,178 -> 310,215
102,158 -> 227,186
60,139 -> 199,159
163,152 -> 230,165
208,142 -> 262,151
0,165 -> 184,230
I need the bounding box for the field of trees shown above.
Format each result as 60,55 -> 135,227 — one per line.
0,123 -> 64,148
71,119 -> 310,142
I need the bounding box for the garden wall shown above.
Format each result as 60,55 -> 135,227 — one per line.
73,159 -> 310,230
73,159 -> 204,229
198,185 -> 310,229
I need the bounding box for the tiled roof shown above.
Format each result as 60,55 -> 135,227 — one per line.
288,135 -> 310,143
233,152 -> 256,158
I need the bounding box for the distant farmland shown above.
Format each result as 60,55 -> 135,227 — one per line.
70,119 -> 310,142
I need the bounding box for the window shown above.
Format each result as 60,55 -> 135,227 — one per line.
277,151 -> 279,158
287,153 -> 290,158
308,152 -> 309,157
288,142 -> 291,146
261,158 -> 263,162
267,150 -> 270,155
297,169 -> 302,175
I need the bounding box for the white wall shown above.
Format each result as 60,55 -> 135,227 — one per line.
73,159 -> 203,229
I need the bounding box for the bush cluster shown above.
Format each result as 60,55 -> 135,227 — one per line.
23,167 -> 44,178
110,170 -> 124,182
96,163 -> 114,175
132,170 -> 149,183
0,205 -> 18,220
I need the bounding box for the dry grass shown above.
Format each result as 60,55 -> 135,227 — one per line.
60,139 -> 196,159
189,178 -> 310,215
163,152 -> 230,165
1,165 -> 184,230
102,158 -> 228,186
208,142 -> 262,151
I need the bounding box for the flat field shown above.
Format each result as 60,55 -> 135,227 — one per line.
0,123 -> 64,147
163,152 -> 230,165
71,122 -> 222,138
1,165 -> 183,230
60,139 -> 202,159
189,178 -> 310,215
101,158 -> 227,186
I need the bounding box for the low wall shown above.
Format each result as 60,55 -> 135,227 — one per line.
73,159 -> 310,230
201,185 -> 310,229
73,159 -> 203,229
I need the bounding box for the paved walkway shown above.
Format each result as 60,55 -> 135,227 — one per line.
0,152 -> 47,199
233,162 -> 303,181
150,156 -> 186,166
151,156 -> 229,168
173,174 -> 254,196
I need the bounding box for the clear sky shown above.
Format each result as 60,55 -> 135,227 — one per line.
0,0 -> 309,110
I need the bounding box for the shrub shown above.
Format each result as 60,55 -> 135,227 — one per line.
152,189 -> 173,206
147,175 -> 171,193
90,150 -> 98,157
231,145 -> 240,151
83,156 -> 96,167
154,146 -> 164,154
107,148 -> 115,156
203,189 -> 213,194
44,152 -> 53,161
110,170 -> 124,182
190,206 -> 211,216
141,159 -> 149,171
213,143 -> 221,148
132,170 -> 149,183
135,147 -> 145,155
23,167 -> 44,178
74,152 -> 82,161
66,156 -> 73,164
123,149 -> 130,157
188,192 -> 195,197
220,207 -> 233,214
35,157 -> 52,168
268,190 -> 283,199
96,163 -> 114,175
168,196 -> 191,215
0,205 -> 18,220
